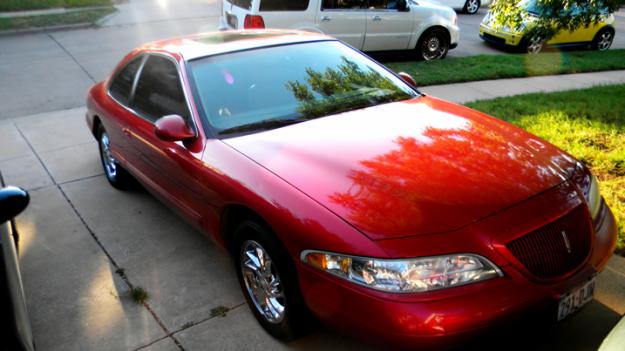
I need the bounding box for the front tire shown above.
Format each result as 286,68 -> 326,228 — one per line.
417,28 -> 450,61
463,0 -> 480,14
592,28 -> 614,51
97,125 -> 135,190
234,220 -> 312,340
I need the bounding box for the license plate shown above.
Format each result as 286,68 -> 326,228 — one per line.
227,13 -> 237,29
557,277 -> 596,321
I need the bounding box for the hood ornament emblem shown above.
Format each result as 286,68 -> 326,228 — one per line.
561,231 -> 572,254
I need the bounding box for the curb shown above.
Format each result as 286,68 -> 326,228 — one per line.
0,22 -> 95,37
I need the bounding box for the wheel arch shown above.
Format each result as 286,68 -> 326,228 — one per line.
412,25 -> 451,50
91,115 -> 102,137
219,204 -> 272,254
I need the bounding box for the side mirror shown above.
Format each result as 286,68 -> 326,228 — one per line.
0,186 -> 29,224
154,115 -> 196,142
397,0 -> 408,12
398,71 -> 417,87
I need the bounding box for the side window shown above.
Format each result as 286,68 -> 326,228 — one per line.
260,0 -> 309,11
322,0 -> 365,10
109,56 -> 143,106
368,0 -> 398,10
132,55 -> 191,123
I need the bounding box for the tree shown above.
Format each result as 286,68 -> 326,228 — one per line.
489,0 -> 623,40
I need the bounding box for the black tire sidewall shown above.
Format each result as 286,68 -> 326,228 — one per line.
592,28 -> 614,51
233,220 -> 310,341
418,29 -> 450,61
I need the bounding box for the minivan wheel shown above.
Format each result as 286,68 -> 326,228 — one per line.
464,0 -> 480,14
417,28 -> 450,61
592,28 -> 614,51
234,220 -> 312,340
97,125 -> 134,190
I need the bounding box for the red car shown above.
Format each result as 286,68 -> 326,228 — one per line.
85,30 -> 617,349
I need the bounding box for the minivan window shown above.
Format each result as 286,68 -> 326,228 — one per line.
322,0 -> 365,10
188,41 -> 418,136
109,56 -> 143,106
227,0 -> 252,10
260,0 -> 309,11
132,55 -> 190,123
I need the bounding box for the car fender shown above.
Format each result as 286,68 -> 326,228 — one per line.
408,19 -> 454,50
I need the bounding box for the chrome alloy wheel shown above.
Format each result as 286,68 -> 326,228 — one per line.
466,0 -> 479,14
241,240 -> 286,324
100,132 -> 117,179
527,36 -> 545,54
422,36 -> 445,60
597,31 -> 613,51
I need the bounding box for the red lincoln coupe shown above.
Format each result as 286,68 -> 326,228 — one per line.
85,30 -> 617,349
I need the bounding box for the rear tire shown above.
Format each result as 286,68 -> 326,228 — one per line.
592,28 -> 614,51
463,0 -> 480,14
97,124 -> 135,190
416,28 -> 450,61
524,35 -> 545,54
234,220 -> 312,341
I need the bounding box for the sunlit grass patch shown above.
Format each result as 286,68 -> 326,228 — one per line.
467,84 -> 625,255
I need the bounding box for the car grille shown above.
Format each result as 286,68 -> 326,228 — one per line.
482,33 -> 506,45
506,205 -> 591,279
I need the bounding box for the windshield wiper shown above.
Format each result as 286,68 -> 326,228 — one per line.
218,118 -> 305,136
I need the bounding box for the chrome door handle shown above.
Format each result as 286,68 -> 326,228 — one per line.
321,15 -> 331,22
372,15 -> 382,21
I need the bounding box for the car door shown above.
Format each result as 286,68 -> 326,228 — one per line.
363,0 -> 415,51
105,55 -> 146,167
127,54 -> 207,228
316,0 -> 367,49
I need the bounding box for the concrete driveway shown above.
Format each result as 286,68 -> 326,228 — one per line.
0,105 -> 623,350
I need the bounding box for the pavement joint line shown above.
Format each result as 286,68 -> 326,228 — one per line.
606,265 -> 625,278
45,32 -> 96,83
168,302 -> 247,336
37,140 -> 97,155
133,334 -> 174,351
12,121 -> 187,351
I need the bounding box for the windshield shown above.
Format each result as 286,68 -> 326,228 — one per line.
188,41 -> 419,136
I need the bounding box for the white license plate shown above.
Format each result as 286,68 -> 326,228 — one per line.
557,277 -> 596,321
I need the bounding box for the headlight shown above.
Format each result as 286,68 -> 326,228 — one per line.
586,175 -> 602,221
302,251 -> 502,293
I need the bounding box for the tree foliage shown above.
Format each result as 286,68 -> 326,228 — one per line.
489,0 -> 623,40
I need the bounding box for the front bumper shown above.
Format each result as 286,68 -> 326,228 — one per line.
479,24 -> 524,47
297,203 -> 618,349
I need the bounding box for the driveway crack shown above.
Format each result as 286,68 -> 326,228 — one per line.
45,32 -> 97,84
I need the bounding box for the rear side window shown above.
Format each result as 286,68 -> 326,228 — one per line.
260,0 -> 309,11
109,56 -> 143,106
132,55 -> 190,123
322,0 -> 365,9
227,0 -> 252,10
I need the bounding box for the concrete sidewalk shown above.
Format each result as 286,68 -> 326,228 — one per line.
420,69 -> 625,104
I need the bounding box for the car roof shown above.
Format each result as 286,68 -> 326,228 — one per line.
137,29 -> 335,61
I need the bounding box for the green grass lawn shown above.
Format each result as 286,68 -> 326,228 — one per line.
0,7 -> 114,30
466,84 -> 625,255
386,50 -> 625,87
0,0 -> 111,12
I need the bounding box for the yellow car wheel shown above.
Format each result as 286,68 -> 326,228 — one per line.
592,28 -> 615,51
524,35 -> 546,54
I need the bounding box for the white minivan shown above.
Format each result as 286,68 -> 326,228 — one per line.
219,0 -> 460,60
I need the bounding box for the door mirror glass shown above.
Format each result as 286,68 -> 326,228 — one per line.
398,71 -> 417,87
0,186 -> 29,224
154,115 -> 196,142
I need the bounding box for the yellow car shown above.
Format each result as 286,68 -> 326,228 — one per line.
479,0 -> 616,53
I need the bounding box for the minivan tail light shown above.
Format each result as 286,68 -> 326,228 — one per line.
244,15 -> 265,29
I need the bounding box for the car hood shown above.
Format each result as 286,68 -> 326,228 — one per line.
223,96 -> 577,241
